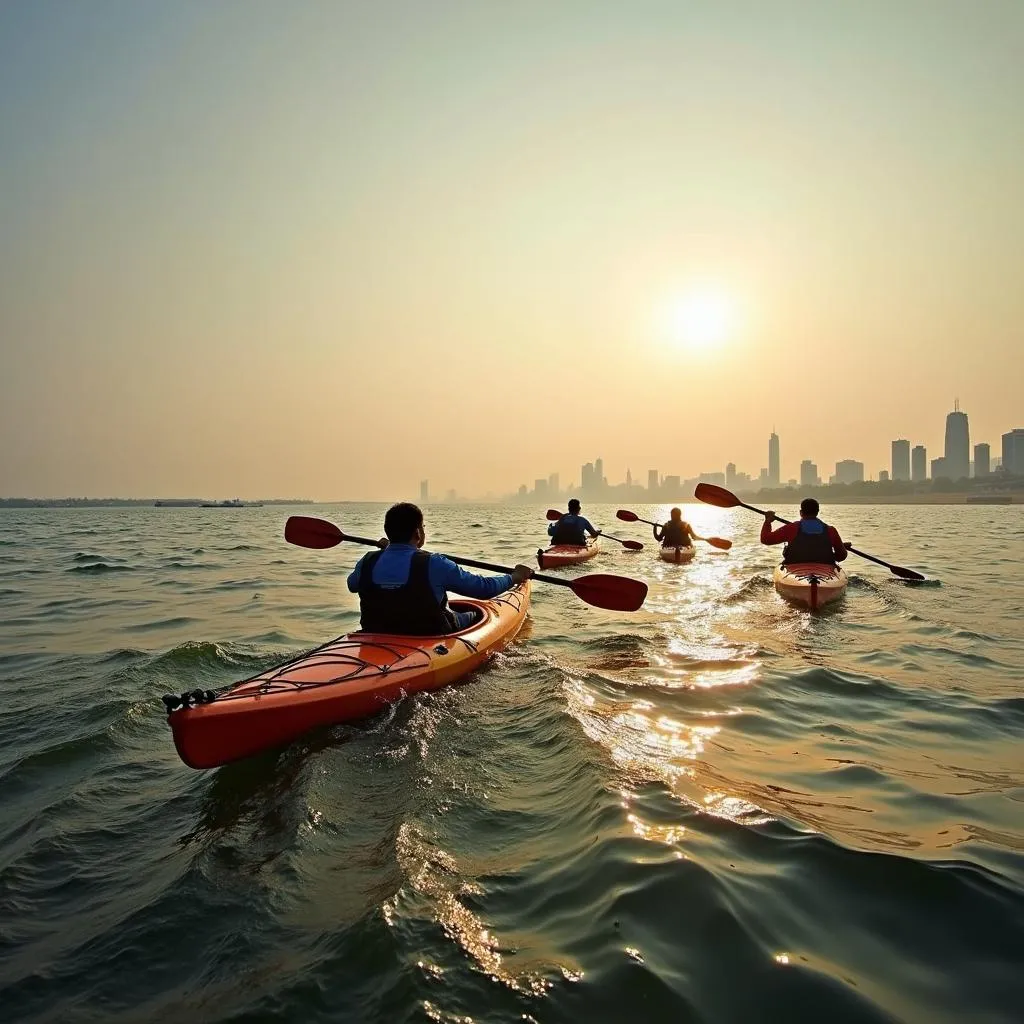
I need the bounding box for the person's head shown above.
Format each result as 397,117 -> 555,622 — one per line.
670,507 -> 682,521
568,498 -> 581,514
384,502 -> 425,547
799,498 -> 820,518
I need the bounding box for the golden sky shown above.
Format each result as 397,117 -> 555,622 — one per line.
1,1 -> 1022,499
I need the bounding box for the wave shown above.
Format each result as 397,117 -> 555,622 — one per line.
66,562 -> 135,574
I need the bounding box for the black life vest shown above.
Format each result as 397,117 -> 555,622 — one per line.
783,518 -> 836,565
660,520 -> 690,547
551,515 -> 587,546
357,550 -> 455,635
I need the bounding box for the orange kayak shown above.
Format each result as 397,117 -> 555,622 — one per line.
165,582 -> 531,769
773,563 -> 848,610
536,540 -> 600,570
659,544 -> 695,563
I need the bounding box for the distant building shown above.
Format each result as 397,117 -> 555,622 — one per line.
663,474 -> 681,495
548,473 -> 559,495
626,468 -> 632,489
581,462 -> 594,493
758,468 -> 769,486
931,456 -> 949,480
800,460 -> 819,487
594,458 -> 605,488
944,402 -> 970,480
700,472 -> 725,486
445,489 -> 457,502
973,444 -> 990,478
1003,429 -> 1024,475
912,445 -> 927,482
419,479 -> 429,502
879,470 -> 890,483
648,469 -> 659,492
891,439 -> 910,482
518,484 -> 528,498
726,462 -> 737,488
534,478 -> 547,497
834,460 -> 864,485
768,432 -> 780,486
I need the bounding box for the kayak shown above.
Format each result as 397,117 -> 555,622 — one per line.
659,544 -> 695,564
165,582 -> 531,769
536,539 -> 600,570
773,563 -> 848,610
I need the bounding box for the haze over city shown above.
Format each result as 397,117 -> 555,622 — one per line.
2,1 -> 1022,501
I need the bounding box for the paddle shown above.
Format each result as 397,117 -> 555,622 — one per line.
693,484 -> 926,581
284,516 -> 649,612
615,509 -> 733,551
544,509 -> 643,550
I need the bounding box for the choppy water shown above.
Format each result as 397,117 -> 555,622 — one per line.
1,502 -> 1023,1023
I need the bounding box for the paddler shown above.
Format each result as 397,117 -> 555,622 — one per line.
348,502 -> 533,635
653,507 -> 698,548
760,498 -> 851,565
547,498 -> 601,546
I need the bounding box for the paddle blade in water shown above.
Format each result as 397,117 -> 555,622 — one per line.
616,509 -> 639,522
621,539 -> 644,551
570,573 -> 648,612
546,509 -> 562,521
694,483 -> 739,508
887,563 -> 926,581
707,536 -> 733,550
285,516 -> 344,549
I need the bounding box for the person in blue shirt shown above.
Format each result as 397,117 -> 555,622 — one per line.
347,502 -> 533,635
547,498 -> 601,546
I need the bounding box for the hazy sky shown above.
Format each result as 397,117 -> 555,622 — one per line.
2,0 -> 1022,499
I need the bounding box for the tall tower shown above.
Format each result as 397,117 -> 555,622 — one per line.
594,457 -> 605,487
944,401 -> 970,480
911,445 -> 927,482
419,479 -> 429,502
768,431 -> 780,486
891,439 -> 910,482
973,444 -> 990,477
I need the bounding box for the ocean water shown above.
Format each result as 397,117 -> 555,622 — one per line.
1,502 -> 1022,1023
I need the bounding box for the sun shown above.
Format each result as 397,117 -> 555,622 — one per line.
671,290 -> 735,352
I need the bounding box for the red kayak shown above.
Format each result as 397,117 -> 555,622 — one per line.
536,539 -> 600,570
165,582 -> 531,769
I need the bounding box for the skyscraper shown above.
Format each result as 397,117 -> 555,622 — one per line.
594,458 -> 605,488
944,401 -> 970,480
768,431 -> 780,486
648,469 -> 659,493
912,445 -> 927,482
973,444 -> 990,478
891,439 -> 910,481
800,460 -> 819,487
420,479 -> 429,502
833,460 -> 864,485
726,463 -> 737,489
1003,429 -> 1024,475
581,462 -> 594,494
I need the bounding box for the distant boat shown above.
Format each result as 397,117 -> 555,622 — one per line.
965,494 -> 1014,504
200,499 -> 264,508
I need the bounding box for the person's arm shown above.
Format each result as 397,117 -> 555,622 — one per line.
346,554 -> 366,592
828,526 -> 850,562
686,523 -> 704,541
434,555 -> 531,598
760,515 -> 796,545
547,521 -> 558,537
653,524 -> 663,542
582,516 -> 601,537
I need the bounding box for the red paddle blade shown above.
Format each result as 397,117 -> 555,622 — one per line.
622,539 -> 644,551
284,516 -> 344,549
570,574 -> 648,612
694,483 -> 739,508
889,563 -> 926,581
616,509 -> 639,522
546,509 -> 562,521
707,536 -> 732,550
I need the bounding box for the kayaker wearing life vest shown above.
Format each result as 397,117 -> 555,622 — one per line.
760,498 -> 851,565
547,499 -> 601,545
348,502 -> 533,635
653,508 -> 698,548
